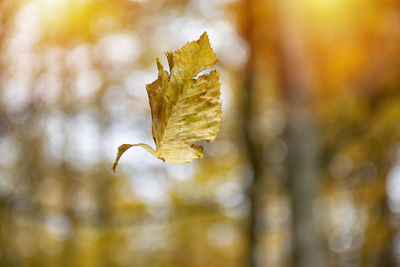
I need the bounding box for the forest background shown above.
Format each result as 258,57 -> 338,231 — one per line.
1,0 -> 400,266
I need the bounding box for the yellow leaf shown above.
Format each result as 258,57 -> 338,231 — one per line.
112,32 -> 221,172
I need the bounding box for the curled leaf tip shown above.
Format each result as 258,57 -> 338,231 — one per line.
112,144 -> 134,172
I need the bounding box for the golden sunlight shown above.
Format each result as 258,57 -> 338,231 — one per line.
306,0 -> 354,9
35,0 -> 70,20
304,0 -> 354,17
30,0 -> 95,41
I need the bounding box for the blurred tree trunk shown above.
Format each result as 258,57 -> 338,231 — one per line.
0,2 -> 21,266
242,0 -> 261,266
243,0 -> 326,265
275,1 -> 326,266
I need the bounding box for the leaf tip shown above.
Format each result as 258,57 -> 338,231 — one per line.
111,144 -> 134,173
166,52 -> 174,70
200,31 -> 208,39
156,58 -> 163,71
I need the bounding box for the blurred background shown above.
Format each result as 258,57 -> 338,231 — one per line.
1,0 -> 400,266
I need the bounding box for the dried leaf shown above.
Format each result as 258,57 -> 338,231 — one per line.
112,32 -> 221,172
